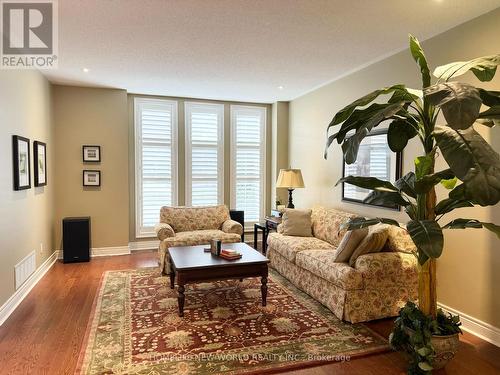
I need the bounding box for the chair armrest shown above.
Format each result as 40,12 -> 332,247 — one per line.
222,219 -> 243,235
354,252 -> 418,288
154,223 -> 175,241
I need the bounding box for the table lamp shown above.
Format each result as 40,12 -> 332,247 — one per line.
276,169 -> 305,208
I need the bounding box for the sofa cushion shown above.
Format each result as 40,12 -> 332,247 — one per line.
311,206 -> 357,247
353,252 -> 418,289
384,225 -> 417,254
349,224 -> 389,266
164,229 -> 241,247
281,209 -> 313,237
333,227 -> 369,263
295,250 -> 364,290
160,205 -> 230,232
266,232 -> 334,263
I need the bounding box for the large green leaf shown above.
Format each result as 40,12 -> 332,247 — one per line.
478,105 -> 500,123
342,102 -> 406,164
325,103 -> 404,159
414,169 -> 455,194
363,190 -> 408,207
395,172 -> 417,198
424,82 -> 482,130
443,219 -> 500,239
415,155 -> 434,179
327,85 -> 406,129
387,117 -> 418,152
341,217 -> 400,231
433,55 -> 500,82
433,125 -> 500,206
335,176 -> 398,192
407,220 -> 444,261
434,198 -> 473,215
336,103 -> 394,143
478,89 -> 500,107
409,35 -> 431,88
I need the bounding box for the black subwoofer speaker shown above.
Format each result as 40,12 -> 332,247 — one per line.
229,210 -> 245,241
63,217 -> 91,263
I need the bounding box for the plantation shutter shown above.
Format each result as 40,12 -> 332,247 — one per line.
231,106 -> 266,224
135,98 -> 177,236
185,102 -> 224,206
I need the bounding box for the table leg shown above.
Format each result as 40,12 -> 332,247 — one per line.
169,262 -> 175,289
178,284 -> 185,317
253,224 -> 258,249
261,275 -> 268,306
263,226 -> 268,255
169,270 -> 175,289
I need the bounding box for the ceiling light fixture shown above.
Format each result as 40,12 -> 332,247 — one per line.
278,86 -> 284,90
82,68 -> 90,73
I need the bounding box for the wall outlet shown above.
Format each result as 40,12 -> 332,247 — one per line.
40,243 -> 44,254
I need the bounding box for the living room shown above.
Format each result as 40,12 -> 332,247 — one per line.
0,1 -> 499,374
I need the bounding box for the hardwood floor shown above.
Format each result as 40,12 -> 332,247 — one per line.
0,250 -> 498,375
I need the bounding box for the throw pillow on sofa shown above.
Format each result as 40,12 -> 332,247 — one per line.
333,227 -> 369,262
348,224 -> 389,266
281,208 -> 313,237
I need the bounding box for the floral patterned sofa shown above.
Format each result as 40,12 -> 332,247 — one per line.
155,205 -> 243,274
267,206 -> 418,323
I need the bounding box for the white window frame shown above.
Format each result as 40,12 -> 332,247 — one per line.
184,102 -> 224,206
230,105 -> 267,227
134,97 -> 178,238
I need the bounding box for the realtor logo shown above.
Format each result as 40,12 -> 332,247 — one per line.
1,0 -> 58,69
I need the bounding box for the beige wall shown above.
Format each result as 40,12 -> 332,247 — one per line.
0,70 -> 54,307
289,8 -> 500,328
128,94 -> 272,240
271,102 -> 290,207
53,86 -> 129,249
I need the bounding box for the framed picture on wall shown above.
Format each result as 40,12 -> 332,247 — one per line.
83,170 -> 101,186
34,141 -> 47,187
342,129 -> 402,209
12,135 -> 31,190
82,145 -> 101,162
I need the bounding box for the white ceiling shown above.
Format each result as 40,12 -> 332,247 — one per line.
43,0 -> 500,103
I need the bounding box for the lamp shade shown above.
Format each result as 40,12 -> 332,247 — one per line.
276,169 -> 305,189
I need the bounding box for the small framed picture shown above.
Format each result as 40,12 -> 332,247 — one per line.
83,170 -> 101,187
12,135 -> 31,190
82,145 -> 101,162
34,141 -> 47,187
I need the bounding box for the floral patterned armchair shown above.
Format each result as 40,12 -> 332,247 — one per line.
155,205 -> 243,274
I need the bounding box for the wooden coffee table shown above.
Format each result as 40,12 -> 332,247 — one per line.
168,242 -> 269,317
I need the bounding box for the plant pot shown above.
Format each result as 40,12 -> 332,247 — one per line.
404,327 -> 460,369
429,332 -> 460,369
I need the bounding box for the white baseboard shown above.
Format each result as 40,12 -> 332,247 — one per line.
0,251 -> 58,326
438,302 -> 500,347
128,240 -> 159,251
57,245 -> 130,259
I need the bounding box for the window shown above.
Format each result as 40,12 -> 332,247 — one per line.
134,98 -> 178,237
185,102 -> 224,206
342,130 -> 401,209
230,105 -> 266,225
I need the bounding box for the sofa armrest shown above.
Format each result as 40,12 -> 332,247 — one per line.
222,219 -> 243,235
154,223 -> 175,241
353,252 -> 418,288
277,223 -> 284,234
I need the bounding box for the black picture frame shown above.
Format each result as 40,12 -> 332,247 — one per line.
341,129 -> 402,210
82,145 -> 101,162
34,141 -> 47,187
12,135 -> 31,190
83,170 -> 101,187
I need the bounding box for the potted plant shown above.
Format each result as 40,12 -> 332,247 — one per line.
324,35 -> 500,374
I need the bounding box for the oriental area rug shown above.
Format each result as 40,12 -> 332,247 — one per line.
77,268 -> 388,374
